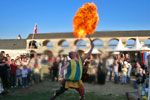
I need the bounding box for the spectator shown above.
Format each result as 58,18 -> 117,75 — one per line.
106,55 -> 114,81
58,56 -> 68,80
22,65 -> 28,88
10,59 -> 17,88
16,65 -> 22,87
28,53 -> 42,83
0,51 -> 9,89
125,53 -> 130,63
118,58 -> 123,83
113,60 -> 119,84
135,61 -> 141,76
122,64 -> 127,84
127,63 -> 132,83
87,59 -> 97,84
134,68 -> 146,88
0,78 -> 4,98
97,53 -> 107,85
51,57 -> 59,81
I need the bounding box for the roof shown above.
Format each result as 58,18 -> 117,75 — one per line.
27,30 -> 150,39
0,39 -> 26,49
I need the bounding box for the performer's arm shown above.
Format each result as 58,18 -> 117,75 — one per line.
83,37 -> 94,61
60,62 -> 69,77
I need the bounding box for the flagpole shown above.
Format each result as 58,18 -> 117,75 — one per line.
29,24 -> 37,53
30,33 -> 35,48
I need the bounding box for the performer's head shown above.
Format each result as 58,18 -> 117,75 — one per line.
69,51 -> 77,59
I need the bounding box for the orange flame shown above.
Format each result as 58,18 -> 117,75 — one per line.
73,2 -> 99,38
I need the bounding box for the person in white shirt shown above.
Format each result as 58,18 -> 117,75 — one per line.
106,55 -> 114,81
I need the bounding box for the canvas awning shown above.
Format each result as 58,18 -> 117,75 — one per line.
84,48 -> 101,54
108,39 -> 128,52
130,37 -> 142,51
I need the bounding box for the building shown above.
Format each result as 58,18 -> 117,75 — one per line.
1,30 -> 150,58
0,39 -> 26,58
26,30 -> 150,55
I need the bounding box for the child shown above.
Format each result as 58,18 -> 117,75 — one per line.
16,65 -> 22,87
22,65 -> 28,88
10,59 -> 17,88
122,64 -> 127,84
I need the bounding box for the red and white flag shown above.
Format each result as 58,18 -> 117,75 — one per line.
34,24 -> 37,34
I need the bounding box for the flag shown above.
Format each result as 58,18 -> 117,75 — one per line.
34,24 -> 37,34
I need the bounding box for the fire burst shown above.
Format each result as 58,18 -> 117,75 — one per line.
73,2 -> 99,38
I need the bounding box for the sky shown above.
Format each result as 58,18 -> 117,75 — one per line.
0,0 -> 150,39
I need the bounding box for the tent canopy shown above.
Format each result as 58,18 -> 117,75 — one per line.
131,37 -> 142,50
85,48 -> 101,54
108,39 -> 128,52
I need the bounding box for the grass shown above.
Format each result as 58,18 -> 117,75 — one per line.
2,89 -> 126,100
2,69 -> 129,100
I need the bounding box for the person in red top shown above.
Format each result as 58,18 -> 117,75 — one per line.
10,59 -> 17,87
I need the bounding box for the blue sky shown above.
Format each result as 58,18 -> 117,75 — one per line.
0,0 -> 150,39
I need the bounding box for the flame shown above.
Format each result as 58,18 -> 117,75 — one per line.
78,30 -> 86,38
73,2 -> 99,38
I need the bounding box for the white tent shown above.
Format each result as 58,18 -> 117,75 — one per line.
140,46 -> 150,51
114,39 -> 128,51
112,52 -> 120,55
84,48 -> 101,54
130,37 -> 142,51
108,39 -> 128,52
114,39 -> 124,50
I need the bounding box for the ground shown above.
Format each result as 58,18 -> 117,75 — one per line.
2,78 -> 137,100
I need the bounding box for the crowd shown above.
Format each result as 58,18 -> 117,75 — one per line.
0,51 -> 42,98
49,52 -> 148,88
0,50 -> 149,98
82,53 -> 147,88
